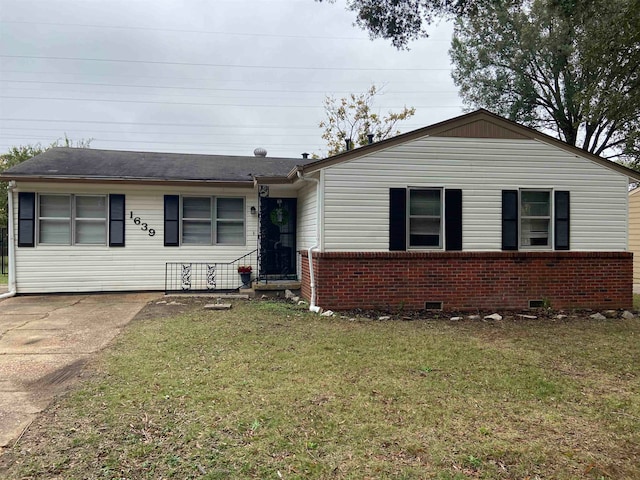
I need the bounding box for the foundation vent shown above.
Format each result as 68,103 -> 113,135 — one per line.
424,301 -> 443,311
528,300 -> 544,308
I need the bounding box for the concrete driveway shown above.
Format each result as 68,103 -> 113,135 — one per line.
0,292 -> 160,449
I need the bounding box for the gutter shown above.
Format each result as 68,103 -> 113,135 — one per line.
296,170 -> 322,313
0,181 -> 17,300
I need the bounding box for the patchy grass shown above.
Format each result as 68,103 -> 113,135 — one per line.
633,293 -> 640,311
1,300 -> 639,479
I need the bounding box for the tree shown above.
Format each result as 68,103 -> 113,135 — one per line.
315,0 -> 479,48
0,136 -> 91,226
320,85 -> 416,156
450,0 -> 640,165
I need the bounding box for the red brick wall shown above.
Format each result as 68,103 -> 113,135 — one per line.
299,251 -> 633,311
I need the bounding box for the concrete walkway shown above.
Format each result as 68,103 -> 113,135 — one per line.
0,292 -> 159,449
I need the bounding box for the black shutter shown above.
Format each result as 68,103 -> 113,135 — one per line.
18,192 -> 35,247
502,190 -> 518,250
554,191 -> 570,250
389,188 -> 407,251
445,189 -> 463,251
109,194 -> 125,247
164,195 -> 179,246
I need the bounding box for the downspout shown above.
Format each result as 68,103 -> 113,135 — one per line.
297,170 -> 322,313
0,181 -> 17,300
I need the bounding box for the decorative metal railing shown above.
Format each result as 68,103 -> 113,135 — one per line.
165,249 -> 257,293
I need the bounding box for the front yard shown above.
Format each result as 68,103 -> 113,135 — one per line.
1,299 -> 639,479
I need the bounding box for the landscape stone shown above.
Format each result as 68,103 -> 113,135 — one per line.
297,300 -> 308,306
484,313 -> 503,321
291,296 -> 300,303
468,315 -> 481,321
285,289 -> 295,299
555,314 -> 568,320
518,314 -> 538,320
450,316 -> 462,321
378,316 -> 391,321
622,310 -> 636,319
603,310 -> 618,319
204,303 -> 232,310
589,313 -> 606,320
321,310 -> 334,317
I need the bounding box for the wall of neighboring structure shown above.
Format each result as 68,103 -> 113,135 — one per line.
321,137 -> 629,252
629,188 -> 640,282
301,251 -> 633,311
11,182 -> 261,293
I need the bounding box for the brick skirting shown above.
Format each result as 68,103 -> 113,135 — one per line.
300,251 -> 633,311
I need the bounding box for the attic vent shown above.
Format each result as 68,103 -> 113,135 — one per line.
424,301 -> 443,311
254,147 -> 267,157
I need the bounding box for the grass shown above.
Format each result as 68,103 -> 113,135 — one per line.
1,300 -> 639,479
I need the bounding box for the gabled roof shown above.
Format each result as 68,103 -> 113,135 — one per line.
3,110 -> 638,185
290,109 -> 640,182
1,147 -> 314,186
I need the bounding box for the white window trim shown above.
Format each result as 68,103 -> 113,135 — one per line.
180,195 -> 246,246
519,188 -> 553,251
407,187 -> 444,250
38,194 -> 107,246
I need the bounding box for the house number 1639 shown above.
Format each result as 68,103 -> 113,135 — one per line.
129,211 -> 156,236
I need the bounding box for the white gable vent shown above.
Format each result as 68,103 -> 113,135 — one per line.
254,147 -> 267,157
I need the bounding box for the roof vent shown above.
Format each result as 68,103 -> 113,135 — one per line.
301,152 -> 309,159
254,147 -> 267,157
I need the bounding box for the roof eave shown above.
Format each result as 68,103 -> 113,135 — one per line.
0,174 -> 257,188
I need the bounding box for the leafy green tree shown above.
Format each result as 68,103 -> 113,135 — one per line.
315,0 -> 479,48
320,85 -> 416,156
0,136 -> 91,226
450,0 -> 640,165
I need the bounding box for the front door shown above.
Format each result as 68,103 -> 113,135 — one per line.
259,198 -> 297,279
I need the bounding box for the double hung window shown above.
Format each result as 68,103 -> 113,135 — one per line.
520,190 -> 551,248
180,196 -> 245,245
38,195 -> 107,245
408,188 -> 442,248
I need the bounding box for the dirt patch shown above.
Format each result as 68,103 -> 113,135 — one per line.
131,297 -> 209,321
28,359 -> 88,394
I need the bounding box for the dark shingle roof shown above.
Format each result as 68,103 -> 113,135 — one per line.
2,147 -> 314,183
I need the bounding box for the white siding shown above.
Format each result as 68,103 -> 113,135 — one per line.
629,188 -> 640,282
322,137 -> 629,252
296,179 -> 318,251
12,183 -> 261,293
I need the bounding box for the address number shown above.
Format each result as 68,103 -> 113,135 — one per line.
130,211 -> 156,236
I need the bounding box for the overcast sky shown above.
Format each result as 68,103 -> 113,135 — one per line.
0,0 -> 463,159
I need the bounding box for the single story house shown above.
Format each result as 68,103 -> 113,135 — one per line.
2,109 -> 638,311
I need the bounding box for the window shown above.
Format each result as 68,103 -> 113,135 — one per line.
389,188 -> 462,251
39,195 -> 71,244
520,190 -> 551,248
38,194 -> 107,245
216,197 -> 244,244
75,196 -> 107,244
409,188 -> 442,248
182,197 -> 212,244
180,196 -> 245,245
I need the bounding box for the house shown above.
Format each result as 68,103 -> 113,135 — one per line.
2,109 -> 638,311
629,187 -> 640,283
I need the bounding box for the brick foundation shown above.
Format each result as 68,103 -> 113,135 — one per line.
300,251 -> 633,311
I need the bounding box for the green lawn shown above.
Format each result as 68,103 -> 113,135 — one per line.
1,300 -> 639,479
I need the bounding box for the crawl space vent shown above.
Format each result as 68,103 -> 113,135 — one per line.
424,301 -> 443,311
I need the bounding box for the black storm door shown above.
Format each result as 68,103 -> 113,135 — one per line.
259,198 -> 297,278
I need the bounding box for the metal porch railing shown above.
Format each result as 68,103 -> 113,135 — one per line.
165,249 -> 257,293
